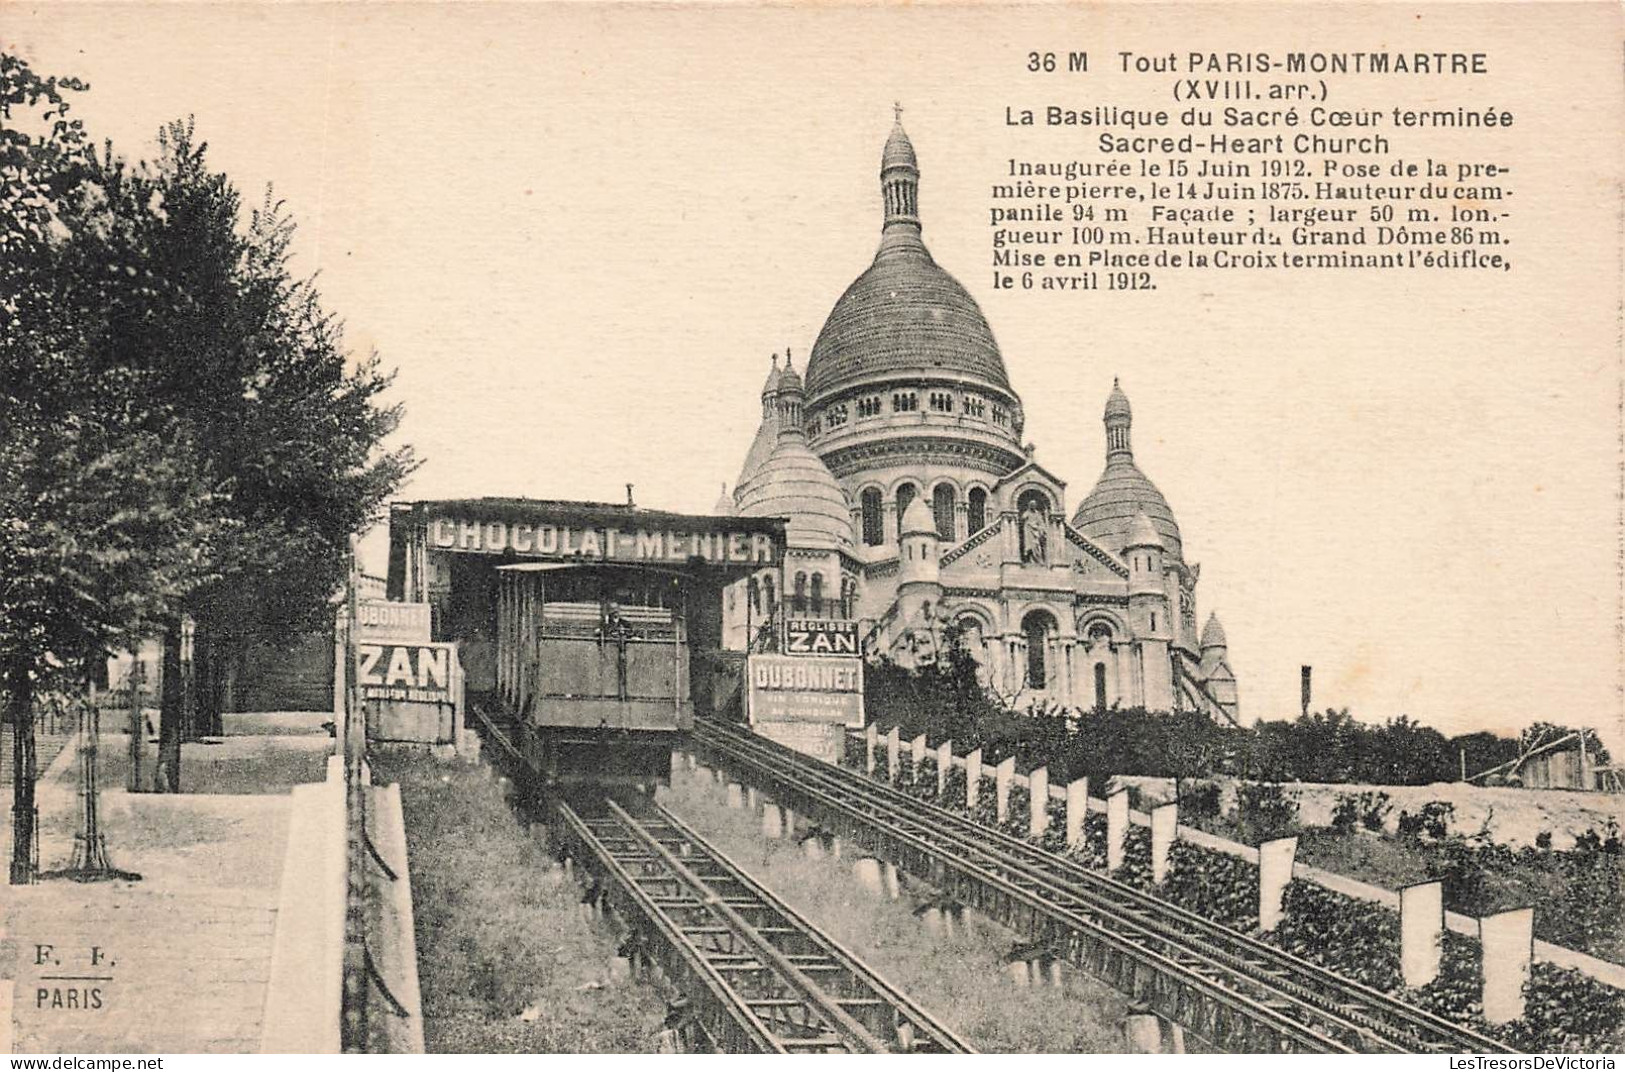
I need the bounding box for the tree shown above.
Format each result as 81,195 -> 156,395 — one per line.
69,121 -> 415,787
3,54 -> 221,881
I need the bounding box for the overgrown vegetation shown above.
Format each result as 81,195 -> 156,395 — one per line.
374,750 -> 665,1052
864,629 -> 1610,788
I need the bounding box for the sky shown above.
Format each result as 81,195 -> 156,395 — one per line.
6,2 -> 1621,752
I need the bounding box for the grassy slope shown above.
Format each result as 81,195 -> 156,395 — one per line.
373,749 -> 667,1053
658,767 -> 1131,1053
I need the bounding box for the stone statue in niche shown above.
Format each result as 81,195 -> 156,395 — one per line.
1020,504 -> 1048,565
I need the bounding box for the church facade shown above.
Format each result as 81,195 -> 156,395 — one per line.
720,115 -> 1240,723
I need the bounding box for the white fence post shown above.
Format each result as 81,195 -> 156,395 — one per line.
1258,836 -> 1298,931
1481,908 -> 1535,1025
1150,803 -> 1178,884
936,739 -> 952,797
1065,778 -> 1089,849
910,734 -> 927,783
1029,766 -> 1050,838
1106,789 -> 1129,871
885,727 -> 900,784
994,756 -> 1016,823
1400,881 -> 1443,988
965,748 -> 983,810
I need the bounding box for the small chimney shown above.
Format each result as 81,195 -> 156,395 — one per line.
1301,666 -> 1312,718
625,483 -> 635,507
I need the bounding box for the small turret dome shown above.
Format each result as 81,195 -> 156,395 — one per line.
1125,510 -> 1164,551
736,354 -> 785,495
1105,377 -> 1131,422
713,482 -> 735,517
882,114 -> 918,171
1201,613 -> 1228,650
1072,381 -> 1184,559
736,417 -> 854,552
900,495 -> 936,538
777,350 -> 803,393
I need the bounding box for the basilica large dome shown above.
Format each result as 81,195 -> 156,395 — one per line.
805,238 -> 1013,402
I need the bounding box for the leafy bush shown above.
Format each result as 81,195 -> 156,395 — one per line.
1179,780 -> 1221,821
1000,784 -> 1032,839
1236,782 -> 1299,842
1274,882 -> 1403,990
1397,800 -> 1455,842
1157,840 -> 1258,929
1331,790 -> 1394,835
1331,795 -> 1361,835
1359,790 -> 1393,831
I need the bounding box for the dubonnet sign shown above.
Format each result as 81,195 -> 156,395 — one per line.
355,600 -> 432,644
746,653 -> 864,729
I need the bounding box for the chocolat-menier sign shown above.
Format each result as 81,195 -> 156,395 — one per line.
427,515 -> 778,567
747,653 -> 864,729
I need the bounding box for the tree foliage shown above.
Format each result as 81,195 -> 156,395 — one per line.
2,55 -> 219,679
4,47 -> 415,816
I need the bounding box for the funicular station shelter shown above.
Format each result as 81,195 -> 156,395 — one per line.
386,498 -> 785,781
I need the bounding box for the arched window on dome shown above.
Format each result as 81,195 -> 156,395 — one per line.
746,576 -> 758,617
896,483 -> 917,531
861,488 -> 884,546
967,487 -> 988,535
1094,663 -> 1108,711
932,483 -> 956,541
810,574 -> 824,617
792,572 -> 807,615
762,573 -> 776,615
1023,610 -> 1057,690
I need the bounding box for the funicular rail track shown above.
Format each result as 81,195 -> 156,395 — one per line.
467,705 -> 971,1054
691,715 -> 1519,1056
555,797 -> 973,1054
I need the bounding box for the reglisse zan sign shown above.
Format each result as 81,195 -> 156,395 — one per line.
785,618 -> 859,657
429,516 -> 777,566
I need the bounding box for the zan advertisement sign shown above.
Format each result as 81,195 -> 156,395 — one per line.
747,653 -> 864,729
357,642 -> 456,705
785,618 -> 859,657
